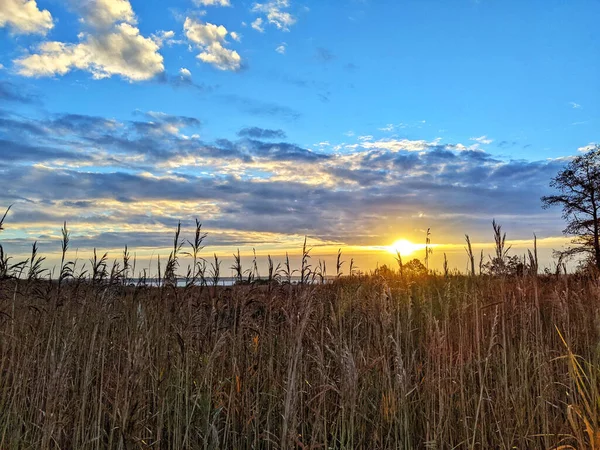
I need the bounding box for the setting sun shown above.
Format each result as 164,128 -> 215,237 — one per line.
388,239 -> 426,257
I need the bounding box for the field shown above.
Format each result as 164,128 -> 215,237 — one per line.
1,227 -> 600,450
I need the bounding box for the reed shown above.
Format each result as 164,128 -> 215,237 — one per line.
0,215 -> 598,449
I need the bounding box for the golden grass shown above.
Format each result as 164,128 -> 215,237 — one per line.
0,215 -> 599,448
0,270 -> 599,449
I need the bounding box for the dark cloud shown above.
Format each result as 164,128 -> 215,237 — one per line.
0,139 -> 82,162
0,81 -> 38,104
130,111 -> 202,135
0,115 -> 48,137
244,139 -> 330,162
318,92 -> 331,103
0,107 -> 572,251
49,113 -> 117,135
270,71 -> 332,103
238,127 -> 287,139
155,72 -> 218,93
498,140 -> 518,148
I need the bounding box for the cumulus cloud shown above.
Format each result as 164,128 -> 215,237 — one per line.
252,0 -> 296,31
179,67 -> 192,78
0,0 -> 53,35
230,31 -> 241,41
16,23 -> 164,81
13,0 -> 165,81
183,17 -> 241,71
77,0 -> 135,28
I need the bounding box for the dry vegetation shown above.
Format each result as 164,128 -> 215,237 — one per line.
1,218 -> 600,449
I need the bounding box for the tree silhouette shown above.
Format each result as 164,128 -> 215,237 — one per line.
404,258 -> 427,276
542,145 -> 600,269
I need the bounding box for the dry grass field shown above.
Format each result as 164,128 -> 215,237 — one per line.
0,221 -> 599,449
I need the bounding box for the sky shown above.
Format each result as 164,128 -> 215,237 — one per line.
0,0 -> 599,273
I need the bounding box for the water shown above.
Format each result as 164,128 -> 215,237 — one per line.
126,276 -> 331,287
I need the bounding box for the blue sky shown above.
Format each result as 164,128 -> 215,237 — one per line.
0,0 -> 599,270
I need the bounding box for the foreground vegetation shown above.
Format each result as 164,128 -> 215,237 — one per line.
1,216 -> 600,449
1,268 -> 600,448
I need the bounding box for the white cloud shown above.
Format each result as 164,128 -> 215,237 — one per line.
470,135 -> 493,145
197,42 -> 241,71
184,19 -> 228,45
275,42 -> 286,54
251,17 -> 264,32
193,0 -> 231,6
578,142 -> 597,153
230,31 -> 241,41
16,23 -> 164,81
360,138 -> 435,152
0,64 -> 4,70
14,0 -> 165,81
183,17 -> 241,71
0,0 -> 53,35
152,30 -> 178,46
78,0 -> 135,28
180,67 -> 191,77
570,101 -> 582,109
252,0 -> 296,31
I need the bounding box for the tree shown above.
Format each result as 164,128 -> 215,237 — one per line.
404,258 -> 428,276
542,145 -> 600,269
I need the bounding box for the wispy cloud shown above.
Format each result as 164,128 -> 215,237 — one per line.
251,17 -> 264,32
0,80 -> 39,104
569,101 -> 582,109
470,135 -> 493,145
220,95 -> 301,120
275,42 -> 287,54
315,47 -> 335,63
193,0 -> 231,6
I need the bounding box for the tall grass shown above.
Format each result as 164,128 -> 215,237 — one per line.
0,216 -> 599,448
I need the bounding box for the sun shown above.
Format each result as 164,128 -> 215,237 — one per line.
388,239 -> 424,257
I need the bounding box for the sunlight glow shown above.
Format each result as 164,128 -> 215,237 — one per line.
388,239 -> 426,257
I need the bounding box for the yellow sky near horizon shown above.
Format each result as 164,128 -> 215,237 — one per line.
2,231 -> 573,277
